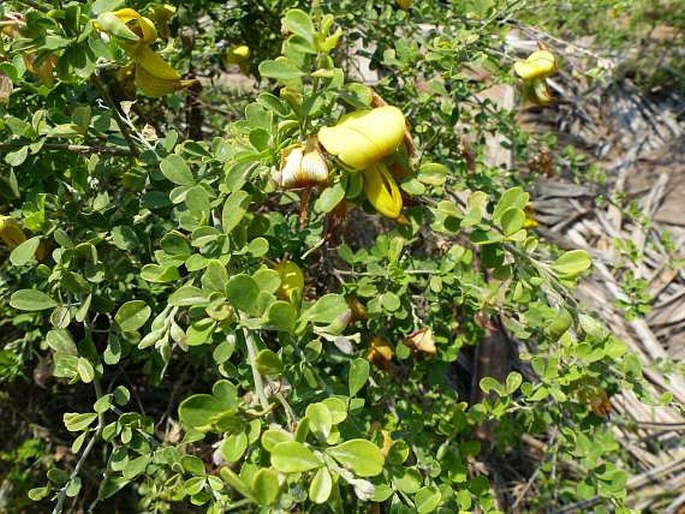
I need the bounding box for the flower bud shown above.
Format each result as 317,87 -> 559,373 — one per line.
318,106 -> 406,170
275,138 -> 329,189
362,162 -> 403,219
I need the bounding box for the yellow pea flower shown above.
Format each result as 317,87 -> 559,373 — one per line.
318,106 -> 406,170
226,45 -> 251,64
0,216 -> 26,248
366,336 -> 393,370
522,79 -> 554,107
149,4 -> 176,40
523,202 -> 539,228
275,137 -> 329,189
274,260 -> 305,304
362,162 -> 403,219
97,8 -> 195,97
397,0 -> 411,10
514,50 -> 556,81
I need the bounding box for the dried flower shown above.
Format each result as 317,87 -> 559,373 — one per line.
275,137 -> 329,189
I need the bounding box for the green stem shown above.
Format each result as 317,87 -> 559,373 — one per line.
52,378 -> 105,514
0,142 -> 132,156
241,327 -> 270,411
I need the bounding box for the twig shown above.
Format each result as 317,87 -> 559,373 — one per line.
91,74 -> 141,158
0,143 -> 132,156
52,378 -> 105,514
241,327 -> 269,411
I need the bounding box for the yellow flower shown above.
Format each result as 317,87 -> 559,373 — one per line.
226,45 -> 251,64
522,79 -> 554,107
523,202 -> 539,228
149,4 -> 176,40
0,216 -> 26,248
515,49 -> 557,107
318,106 -> 406,170
275,137 -> 329,189
362,162 -> 403,219
97,8 -> 195,97
514,50 -> 556,81
274,260 -> 305,304
366,336 -> 393,370
397,0 -> 411,10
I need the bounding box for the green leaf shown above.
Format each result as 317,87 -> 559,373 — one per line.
160,231 -> 191,256
114,300 -> 151,333
140,264 -> 180,283
220,432 -> 247,462
415,485 -> 441,513
265,301 -> 296,332
505,371 -> 523,394
96,12 -> 140,41
111,225 -> 139,251
169,285 -> 208,307
393,467 -> 422,494
309,467 -> 332,504
315,183 -> 345,213
284,9 -> 314,43
322,397 -> 347,424
28,486 -> 50,501
212,380 -> 239,411
123,455 -> 150,479
221,190 -> 251,234
551,250 -> 592,279
261,428 -> 292,452
201,260 -> 229,294
181,455 -> 206,476
93,394 -> 112,414
258,58 -> 306,81
77,357 -> 95,383
10,290 -> 57,311
479,377 -> 503,396
306,403 -> 332,439
418,162 -> 448,186
46,329 -> 77,355
380,291 -> 401,312
499,207 -> 525,236
63,412 -> 97,432
301,294 -> 348,324
9,236 -> 40,266
271,441 -> 322,473
255,349 -> 283,376
251,468 -> 280,506
326,439 -> 384,477
5,145 -> 28,167
178,394 -> 226,431
493,187 -> 529,223
226,274 -> 259,312
160,154 -> 194,186
349,358 -> 369,397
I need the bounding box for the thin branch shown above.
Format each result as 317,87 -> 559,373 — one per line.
91,74 -> 141,158
52,378 -> 105,514
0,143 -> 132,156
241,327 -> 270,411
